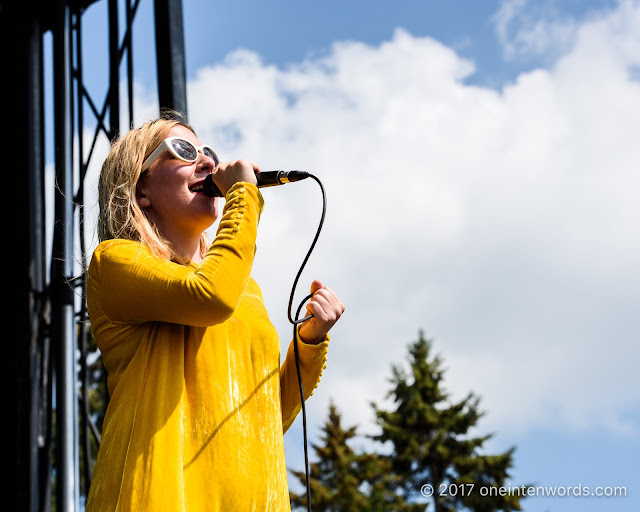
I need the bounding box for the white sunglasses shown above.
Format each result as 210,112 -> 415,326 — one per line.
141,136 -> 220,171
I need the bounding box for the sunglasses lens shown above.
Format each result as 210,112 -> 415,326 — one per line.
203,147 -> 219,165
170,138 -> 198,161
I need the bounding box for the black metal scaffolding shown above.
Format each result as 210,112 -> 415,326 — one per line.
7,0 -> 188,510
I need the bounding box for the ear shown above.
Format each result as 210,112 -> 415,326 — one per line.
136,182 -> 152,209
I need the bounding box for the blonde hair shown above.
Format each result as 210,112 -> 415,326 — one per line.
97,115 -> 209,264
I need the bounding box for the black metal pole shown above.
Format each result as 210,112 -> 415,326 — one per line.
28,13 -> 47,512
108,0 -> 120,138
1,1 -> 49,509
154,0 -> 188,117
126,0 -> 135,126
52,1 -> 79,511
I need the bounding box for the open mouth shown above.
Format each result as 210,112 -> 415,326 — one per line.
189,181 -> 205,193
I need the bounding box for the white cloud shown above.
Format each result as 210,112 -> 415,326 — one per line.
493,0 -> 579,61
176,2 -> 640,444
492,0 -> 633,64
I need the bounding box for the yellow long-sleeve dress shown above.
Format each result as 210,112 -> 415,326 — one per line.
85,183 -> 329,511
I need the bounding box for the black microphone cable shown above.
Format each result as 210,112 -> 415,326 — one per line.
206,170 -> 325,512
286,173 -> 326,512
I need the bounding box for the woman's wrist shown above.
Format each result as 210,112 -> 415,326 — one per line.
296,325 -> 328,346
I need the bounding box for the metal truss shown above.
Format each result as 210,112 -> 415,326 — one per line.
9,0 -> 188,510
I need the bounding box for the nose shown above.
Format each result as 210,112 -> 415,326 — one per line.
197,152 -> 217,173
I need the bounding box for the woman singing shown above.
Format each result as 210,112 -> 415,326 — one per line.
85,115 -> 344,511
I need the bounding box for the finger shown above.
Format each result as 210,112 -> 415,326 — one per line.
308,294 -> 343,324
310,279 -> 323,295
316,286 -> 343,306
306,299 -> 332,323
312,287 -> 345,315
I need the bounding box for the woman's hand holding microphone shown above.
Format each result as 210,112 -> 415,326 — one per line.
210,160 -> 261,196
212,162 -> 345,345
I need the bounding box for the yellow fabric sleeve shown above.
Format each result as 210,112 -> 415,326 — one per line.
89,182 -> 263,329
280,334 -> 330,433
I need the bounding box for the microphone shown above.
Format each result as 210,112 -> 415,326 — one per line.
203,170 -> 310,197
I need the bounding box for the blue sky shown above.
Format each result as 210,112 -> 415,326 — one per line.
181,0 -> 507,80
68,1 -> 639,510
182,0 -> 619,85
78,0 -> 622,108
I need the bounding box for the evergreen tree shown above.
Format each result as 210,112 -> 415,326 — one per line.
289,401 -> 368,510
358,448 -> 425,512
289,401 -> 422,511
371,331 -> 528,512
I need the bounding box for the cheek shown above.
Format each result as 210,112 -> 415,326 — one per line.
150,175 -> 189,204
